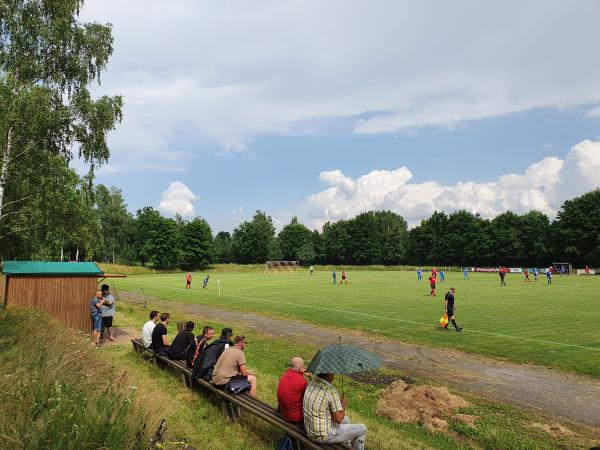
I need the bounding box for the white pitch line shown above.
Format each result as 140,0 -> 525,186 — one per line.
123,281 -> 600,352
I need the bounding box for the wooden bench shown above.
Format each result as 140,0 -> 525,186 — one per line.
131,339 -> 350,450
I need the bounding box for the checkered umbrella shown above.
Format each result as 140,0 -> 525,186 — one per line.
306,344 -> 383,375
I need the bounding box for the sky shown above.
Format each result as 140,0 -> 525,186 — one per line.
79,0 -> 600,232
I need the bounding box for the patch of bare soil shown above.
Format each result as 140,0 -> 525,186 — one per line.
99,326 -> 138,347
376,380 -> 477,432
531,422 -> 574,439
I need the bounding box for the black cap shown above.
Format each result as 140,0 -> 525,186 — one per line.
221,327 -> 233,337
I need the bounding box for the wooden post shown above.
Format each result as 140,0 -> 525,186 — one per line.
181,372 -> 188,388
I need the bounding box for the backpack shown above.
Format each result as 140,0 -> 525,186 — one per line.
192,338 -> 231,380
187,336 -> 206,368
274,435 -> 294,450
225,377 -> 252,395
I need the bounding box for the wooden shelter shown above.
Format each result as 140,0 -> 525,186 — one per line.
2,261 -> 105,333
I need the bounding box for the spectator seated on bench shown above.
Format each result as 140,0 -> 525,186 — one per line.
151,313 -> 171,356
187,325 -> 215,368
192,327 -> 233,380
304,373 -> 367,450
277,356 -> 309,425
169,321 -> 195,361
141,310 -> 160,348
212,335 -> 257,397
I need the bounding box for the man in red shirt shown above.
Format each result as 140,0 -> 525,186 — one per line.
431,267 -> 437,279
429,275 -> 436,296
185,272 -> 192,289
277,356 -> 309,424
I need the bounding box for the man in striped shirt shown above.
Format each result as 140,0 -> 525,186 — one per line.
303,373 -> 367,449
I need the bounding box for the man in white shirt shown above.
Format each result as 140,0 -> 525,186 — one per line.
142,310 -> 160,348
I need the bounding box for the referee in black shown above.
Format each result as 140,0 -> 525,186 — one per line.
444,287 -> 462,332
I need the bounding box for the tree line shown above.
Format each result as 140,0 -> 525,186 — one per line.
2,178 -> 599,268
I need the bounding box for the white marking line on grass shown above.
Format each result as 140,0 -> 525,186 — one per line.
132,281 -> 600,352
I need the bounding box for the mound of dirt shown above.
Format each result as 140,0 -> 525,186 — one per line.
376,380 -> 475,432
531,422 -> 573,438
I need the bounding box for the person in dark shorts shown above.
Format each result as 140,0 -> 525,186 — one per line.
429,275 -> 436,296
99,284 -> 116,342
340,270 -> 348,285
443,287 -> 462,331
185,272 -> 192,289
499,268 -> 507,286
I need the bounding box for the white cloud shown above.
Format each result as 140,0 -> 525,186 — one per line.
159,181 -> 199,218
305,140 -> 600,228
585,105 -> 600,118
81,0 -> 600,163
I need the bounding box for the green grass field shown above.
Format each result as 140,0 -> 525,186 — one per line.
112,270 -> 600,378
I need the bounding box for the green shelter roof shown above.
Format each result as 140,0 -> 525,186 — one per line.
2,261 -> 104,276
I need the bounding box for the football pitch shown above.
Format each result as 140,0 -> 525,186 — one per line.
112,270 -> 600,378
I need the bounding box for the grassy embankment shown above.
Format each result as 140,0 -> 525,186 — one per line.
106,299 -> 596,450
110,270 -> 600,378
0,308 -> 149,450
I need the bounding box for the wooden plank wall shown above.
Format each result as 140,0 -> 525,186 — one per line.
5,276 -> 97,333
0,275 -> 5,306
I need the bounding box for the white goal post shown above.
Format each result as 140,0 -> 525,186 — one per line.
265,261 -> 300,273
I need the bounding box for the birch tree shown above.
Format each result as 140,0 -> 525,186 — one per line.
0,0 -> 122,247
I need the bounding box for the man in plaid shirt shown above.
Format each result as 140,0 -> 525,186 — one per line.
303,373 -> 367,449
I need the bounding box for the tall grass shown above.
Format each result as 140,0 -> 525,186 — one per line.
0,308 -> 150,450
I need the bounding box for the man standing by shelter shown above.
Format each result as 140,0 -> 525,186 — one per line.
277,357 -> 309,424
90,290 -> 105,346
304,372 -> 367,449
99,284 -> 116,342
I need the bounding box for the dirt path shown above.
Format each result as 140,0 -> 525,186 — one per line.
153,300 -> 600,429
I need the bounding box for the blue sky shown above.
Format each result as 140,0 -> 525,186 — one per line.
80,1 -> 600,232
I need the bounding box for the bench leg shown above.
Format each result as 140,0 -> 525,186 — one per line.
181,372 -> 188,388
221,400 -> 237,420
233,403 -> 242,419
